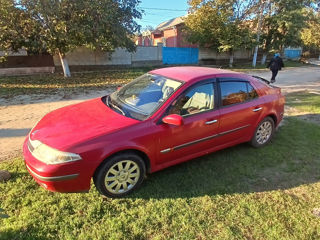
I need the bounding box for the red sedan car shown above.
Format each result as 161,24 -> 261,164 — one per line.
23,67 -> 285,198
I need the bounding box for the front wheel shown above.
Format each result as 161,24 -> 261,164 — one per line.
94,153 -> 146,198
250,117 -> 275,148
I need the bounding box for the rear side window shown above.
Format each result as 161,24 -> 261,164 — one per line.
220,81 -> 258,106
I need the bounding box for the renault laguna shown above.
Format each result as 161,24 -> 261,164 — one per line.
23,67 -> 285,198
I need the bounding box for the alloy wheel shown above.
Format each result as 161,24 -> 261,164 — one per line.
104,160 -> 140,194
256,121 -> 272,145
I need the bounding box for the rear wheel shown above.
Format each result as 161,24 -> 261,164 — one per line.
94,153 -> 146,198
250,117 -> 275,148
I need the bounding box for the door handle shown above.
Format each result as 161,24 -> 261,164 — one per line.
205,119 -> 218,125
253,107 -> 262,112
252,107 -> 262,112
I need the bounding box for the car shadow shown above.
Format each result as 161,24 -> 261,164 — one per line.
128,117 -> 320,199
0,128 -> 31,138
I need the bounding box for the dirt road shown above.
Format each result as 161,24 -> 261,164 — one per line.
0,89 -> 113,161
0,66 -> 319,161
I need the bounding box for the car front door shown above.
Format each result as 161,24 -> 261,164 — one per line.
155,80 -> 220,165
217,79 -> 264,144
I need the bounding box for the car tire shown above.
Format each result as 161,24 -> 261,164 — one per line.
250,117 -> 275,148
94,153 -> 146,198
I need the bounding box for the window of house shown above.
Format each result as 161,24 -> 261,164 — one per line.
168,83 -> 214,116
220,81 -> 258,106
162,37 -> 166,47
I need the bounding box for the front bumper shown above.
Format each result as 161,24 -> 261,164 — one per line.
23,138 -> 91,193
25,164 -> 79,182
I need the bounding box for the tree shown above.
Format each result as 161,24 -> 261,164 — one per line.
185,0 -> 256,67
0,0 -> 142,77
301,5 -> 320,59
255,0 -> 310,64
143,25 -> 155,32
0,0 -> 43,62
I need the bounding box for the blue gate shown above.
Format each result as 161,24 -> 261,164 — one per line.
162,47 -> 199,64
284,49 -> 302,59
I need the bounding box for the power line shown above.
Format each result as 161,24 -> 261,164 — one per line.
143,12 -> 183,18
139,20 -> 159,24
139,7 -> 187,12
143,12 -> 180,16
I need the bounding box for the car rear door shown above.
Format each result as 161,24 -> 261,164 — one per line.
217,78 -> 265,144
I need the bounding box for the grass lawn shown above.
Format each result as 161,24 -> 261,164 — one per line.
0,68 -> 151,98
1,117 -> 320,239
285,91 -> 320,125
286,91 -> 320,114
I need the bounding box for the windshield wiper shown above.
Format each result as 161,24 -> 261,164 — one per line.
107,96 -> 126,116
112,104 -> 126,116
105,95 -> 110,107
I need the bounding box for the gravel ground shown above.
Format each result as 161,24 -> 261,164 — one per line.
0,66 -> 319,161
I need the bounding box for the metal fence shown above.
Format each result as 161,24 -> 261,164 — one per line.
163,47 -> 199,65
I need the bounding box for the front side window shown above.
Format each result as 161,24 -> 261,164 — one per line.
220,81 -> 258,106
108,74 -> 182,120
168,83 -> 214,116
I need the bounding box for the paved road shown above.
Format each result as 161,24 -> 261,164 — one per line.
0,66 -> 319,161
248,65 -> 320,94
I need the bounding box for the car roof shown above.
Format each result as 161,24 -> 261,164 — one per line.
149,66 -> 245,82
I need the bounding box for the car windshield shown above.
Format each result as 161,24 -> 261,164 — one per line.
107,74 -> 183,121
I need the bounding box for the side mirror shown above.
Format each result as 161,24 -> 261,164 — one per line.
162,114 -> 183,126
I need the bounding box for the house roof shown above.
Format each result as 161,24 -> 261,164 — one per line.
155,16 -> 185,31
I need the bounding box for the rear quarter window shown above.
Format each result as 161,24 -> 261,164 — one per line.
247,82 -> 259,100
220,81 -> 259,106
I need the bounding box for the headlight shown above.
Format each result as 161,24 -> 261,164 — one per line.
28,137 -> 82,165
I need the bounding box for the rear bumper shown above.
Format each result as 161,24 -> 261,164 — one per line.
23,138 -> 91,193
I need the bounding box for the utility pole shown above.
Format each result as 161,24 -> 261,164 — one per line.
252,0 -> 266,67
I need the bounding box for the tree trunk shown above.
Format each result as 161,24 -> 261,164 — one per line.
252,0 -> 265,68
59,52 -> 71,77
261,53 -> 268,65
252,46 -> 259,68
229,51 -> 234,68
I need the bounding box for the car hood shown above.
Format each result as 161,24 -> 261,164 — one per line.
29,97 -> 139,150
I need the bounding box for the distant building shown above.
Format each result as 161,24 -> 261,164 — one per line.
135,30 -> 153,47
136,16 -> 197,48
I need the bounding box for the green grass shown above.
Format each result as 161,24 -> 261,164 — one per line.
286,91 -> 320,114
1,117 -> 320,240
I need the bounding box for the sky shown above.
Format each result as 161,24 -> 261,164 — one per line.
136,0 -> 189,31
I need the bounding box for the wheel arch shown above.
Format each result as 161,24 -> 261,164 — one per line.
266,113 -> 278,126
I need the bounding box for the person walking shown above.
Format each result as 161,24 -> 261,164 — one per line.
267,53 -> 284,83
